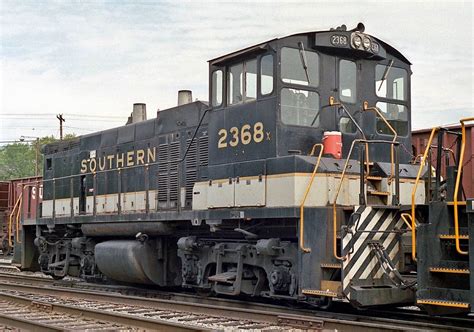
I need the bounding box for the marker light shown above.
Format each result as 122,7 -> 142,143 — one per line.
353,35 -> 362,48
363,37 -> 371,49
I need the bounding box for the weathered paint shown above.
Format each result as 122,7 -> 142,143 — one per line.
412,123 -> 473,198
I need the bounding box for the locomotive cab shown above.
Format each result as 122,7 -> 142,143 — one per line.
208,24 -> 412,165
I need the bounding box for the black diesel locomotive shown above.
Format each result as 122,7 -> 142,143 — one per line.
21,23 -> 474,314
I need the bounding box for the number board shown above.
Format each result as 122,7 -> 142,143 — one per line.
330,34 -> 348,47
208,99 -> 277,165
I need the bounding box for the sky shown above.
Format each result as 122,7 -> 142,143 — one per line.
0,0 -> 473,142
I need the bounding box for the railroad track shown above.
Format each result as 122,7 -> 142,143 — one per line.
0,268 -> 472,331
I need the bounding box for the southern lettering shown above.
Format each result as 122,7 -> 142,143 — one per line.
80,147 -> 156,173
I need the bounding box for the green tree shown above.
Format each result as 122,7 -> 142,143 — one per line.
0,134 -> 76,180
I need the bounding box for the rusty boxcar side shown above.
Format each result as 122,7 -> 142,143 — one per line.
412,123 -> 473,198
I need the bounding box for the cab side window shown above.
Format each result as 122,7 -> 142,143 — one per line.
260,55 -> 274,95
211,70 -> 223,107
339,59 -> 357,103
227,59 -> 257,105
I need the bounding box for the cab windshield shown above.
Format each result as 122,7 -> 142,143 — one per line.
375,64 -> 409,136
280,46 -> 320,127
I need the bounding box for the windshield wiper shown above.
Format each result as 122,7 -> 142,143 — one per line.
298,41 -> 311,84
377,59 -> 394,92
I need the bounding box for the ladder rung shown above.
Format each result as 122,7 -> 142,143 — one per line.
302,289 -> 338,297
439,234 -> 469,240
447,201 -> 467,206
367,190 -> 390,196
366,176 -> 383,181
429,267 -> 470,274
417,299 -> 469,309
320,263 -> 341,269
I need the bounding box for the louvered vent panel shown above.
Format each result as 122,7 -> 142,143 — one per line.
198,135 -> 209,166
157,143 -> 169,202
158,143 -> 168,173
169,171 -> 178,201
185,139 -> 198,168
169,140 -> 180,202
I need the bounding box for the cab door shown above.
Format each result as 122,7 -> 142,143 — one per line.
335,58 -> 364,158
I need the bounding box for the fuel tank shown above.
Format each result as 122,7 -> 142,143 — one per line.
95,238 -> 179,286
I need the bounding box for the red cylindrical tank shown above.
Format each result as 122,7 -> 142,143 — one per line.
323,131 -> 342,159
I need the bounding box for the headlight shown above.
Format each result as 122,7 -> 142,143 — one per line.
363,37 -> 371,49
353,35 -> 362,48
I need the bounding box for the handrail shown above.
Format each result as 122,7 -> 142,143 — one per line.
330,97 -> 370,175
299,143 -> 324,253
7,192 -> 23,247
363,105 -> 398,183
332,139 -> 399,261
453,117 -> 474,255
33,108 -> 211,219
409,127 -> 439,261
412,154 -> 424,164
15,195 -> 23,244
332,139 -> 364,260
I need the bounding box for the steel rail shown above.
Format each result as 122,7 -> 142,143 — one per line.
0,312 -> 63,332
0,290 -> 198,331
0,271 -> 471,331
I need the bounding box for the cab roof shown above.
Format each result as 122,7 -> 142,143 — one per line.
209,25 -> 411,65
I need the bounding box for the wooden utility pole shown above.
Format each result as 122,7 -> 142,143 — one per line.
56,114 -> 65,140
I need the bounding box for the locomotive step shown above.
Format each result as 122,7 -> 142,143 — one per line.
367,190 -> 390,196
302,289 -> 338,298
366,175 -> 383,181
417,299 -> 470,309
369,205 -> 400,210
446,201 -> 467,206
429,267 -> 470,274
439,234 -> 469,240
320,263 -> 341,269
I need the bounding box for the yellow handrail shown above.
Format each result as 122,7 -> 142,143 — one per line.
409,127 -> 439,261
363,106 -> 398,183
8,192 -> 23,247
400,213 -> 413,230
15,195 -> 23,244
453,117 -> 474,255
330,98 -> 370,175
332,139 -> 367,260
332,138 -> 401,261
299,143 -> 324,253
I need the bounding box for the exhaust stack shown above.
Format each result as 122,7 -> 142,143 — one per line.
178,90 -> 193,106
126,103 -> 147,124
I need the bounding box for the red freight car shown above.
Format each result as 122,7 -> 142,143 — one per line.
0,176 -> 42,256
412,123 -> 473,198
0,181 -> 10,255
